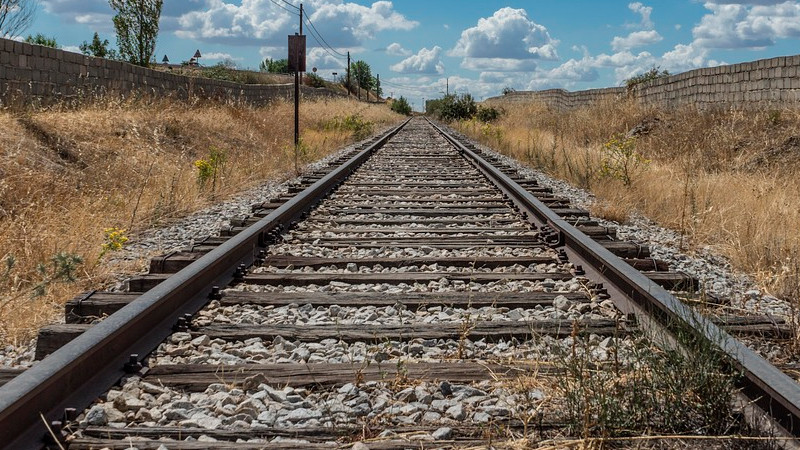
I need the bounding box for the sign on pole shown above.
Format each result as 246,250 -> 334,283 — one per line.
288,35 -> 306,73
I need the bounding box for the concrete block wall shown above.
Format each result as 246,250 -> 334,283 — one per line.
0,37 -> 344,107
485,54 -> 800,110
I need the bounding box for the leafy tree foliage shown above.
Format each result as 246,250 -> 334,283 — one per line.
625,66 -> 670,91
24,33 -> 58,48
80,32 -> 118,59
305,72 -> 326,88
427,94 -> 477,121
350,60 -> 373,91
109,0 -> 163,67
260,58 -> 288,73
391,96 -> 412,116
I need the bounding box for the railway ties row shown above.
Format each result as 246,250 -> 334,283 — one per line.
2,118 -> 796,448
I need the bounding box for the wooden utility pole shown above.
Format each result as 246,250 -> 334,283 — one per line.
299,3 -> 303,85
346,51 -> 351,96
376,74 -> 380,102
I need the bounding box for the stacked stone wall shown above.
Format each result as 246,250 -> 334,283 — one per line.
0,38 -> 344,107
485,54 -> 800,110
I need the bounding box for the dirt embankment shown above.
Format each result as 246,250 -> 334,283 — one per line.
459,99 -> 800,303
0,98 -> 403,345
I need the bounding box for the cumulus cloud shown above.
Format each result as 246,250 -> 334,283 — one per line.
307,47 -> 347,70
611,29 -> 663,50
450,7 -> 559,72
390,46 -> 445,74
41,0 -> 201,31
692,1 -> 800,49
628,2 -> 655,29
386,42 -> 411,56
203,52 -> 242,61
177,0 -> 417,48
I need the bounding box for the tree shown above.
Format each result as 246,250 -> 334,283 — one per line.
109,0 -> 163,67
625,66 -> 669,91
427,94 -> 478,121
80,32 -> 118,59
24,33 -> 57,48
350,60 -> 373,91
259,58 -> 288,73
0,0 -> 37,38
391,96 -> 412,116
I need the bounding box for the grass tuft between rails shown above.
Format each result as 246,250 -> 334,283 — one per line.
0,97 -> 403,347
457,99 -> 800,304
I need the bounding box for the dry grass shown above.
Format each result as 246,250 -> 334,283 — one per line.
458,99 -> 800,302
0,97 -> 403,346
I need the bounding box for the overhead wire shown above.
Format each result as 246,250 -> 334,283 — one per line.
280,0 -> 300,10
269,0 -> 298,15
303,15 -> 348,58
304,25 -> 347,62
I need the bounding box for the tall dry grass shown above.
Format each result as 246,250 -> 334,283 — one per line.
0,97 -> 403,345
459,99 -> 800,302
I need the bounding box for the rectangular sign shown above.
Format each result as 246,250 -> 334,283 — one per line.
288,35 -> 306,73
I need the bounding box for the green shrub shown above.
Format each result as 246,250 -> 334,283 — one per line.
324,114 -> 374,140
600,133 -> 649,186
476,105 -> 501,122
25,34 -> 59,48
306,72 -> 326,88
625,66 -> 669,91
390,96 -> 412,116
428,94 -> 478,121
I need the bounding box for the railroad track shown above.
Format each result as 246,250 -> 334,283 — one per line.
1,117 -> 799,449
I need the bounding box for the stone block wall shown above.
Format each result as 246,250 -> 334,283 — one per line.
485,54 -> 800,110
0,37 -> 344,107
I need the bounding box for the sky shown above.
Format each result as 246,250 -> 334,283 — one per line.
17,0 -> 800,110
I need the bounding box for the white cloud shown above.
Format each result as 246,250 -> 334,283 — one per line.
692,1 -> 800,49
390,46 -> 445,74
203,52 -> 242,61
450,7 -> 559,72
460,57 -> 539,72
176,0 -> 417,48
307,47 -> 347,70
41,0 -> 202,31
659,42 -> 720,73
628,2 -> 655,29
611,30 -> 663,50
675,24 -> 682,30
386,42 -> 411,56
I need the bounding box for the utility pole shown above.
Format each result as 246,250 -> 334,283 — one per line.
346,51 -> 351,96
299,3 -> 303,85
446,77 -> 449,96
376,74 -> 380,102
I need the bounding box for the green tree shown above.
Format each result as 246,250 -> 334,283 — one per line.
259,58 -> 288,73
80,32 -> 118,59
429,94 -> 477,121
24,33 -> 58,48
625,66 -> 670,91
109,0 -> 163,67
350,60 -> 373,91
391,96 -> 412,116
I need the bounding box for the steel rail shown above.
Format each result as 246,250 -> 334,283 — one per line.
0,119 -> 410,450
428,118 -> 800,440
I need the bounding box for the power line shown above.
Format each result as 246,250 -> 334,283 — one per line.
304,24 -> 346,62
380,79 -> 431,94
280,0 -> 300,10
303,15 -> 347,58
270,0 -> 298,15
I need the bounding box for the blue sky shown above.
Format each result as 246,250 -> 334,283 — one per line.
17,0 -> 800,109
